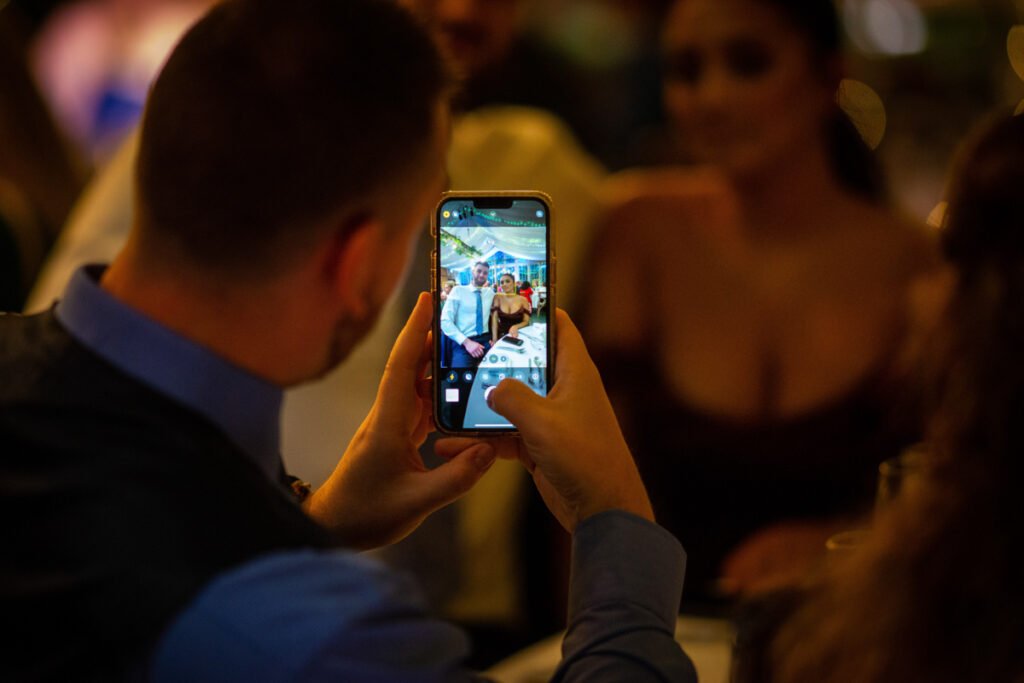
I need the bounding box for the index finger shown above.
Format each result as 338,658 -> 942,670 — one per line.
550,308 -> 598,386
382,292 -> 433,384
487,436 -> 524,461
375,293 -> 432,416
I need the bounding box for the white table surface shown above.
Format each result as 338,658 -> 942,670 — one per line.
462,324 -> 548,428
486,615 -> 734,683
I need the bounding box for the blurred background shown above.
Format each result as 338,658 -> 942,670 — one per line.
6,0 -> 1024,205
3,0 -> 1022,309
3,0 -> 1023,313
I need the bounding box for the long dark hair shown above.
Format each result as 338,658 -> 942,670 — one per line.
934,112 -> 1024,466
664,0 -> 885,199
769,0 -> 886,200
769,112 -> 1024,683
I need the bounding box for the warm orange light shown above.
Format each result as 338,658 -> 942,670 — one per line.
837,79 -> 887,150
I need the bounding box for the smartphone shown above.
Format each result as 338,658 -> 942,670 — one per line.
432,191 -> 555,435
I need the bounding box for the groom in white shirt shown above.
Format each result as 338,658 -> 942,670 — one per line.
439,260 -> 494,367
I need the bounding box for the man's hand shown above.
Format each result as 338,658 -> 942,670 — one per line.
487,310 -> 653,532
463,339 -> 486,358
305,293 -> 497,549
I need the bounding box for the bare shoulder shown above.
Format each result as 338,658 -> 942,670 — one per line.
603,165 -> 732,203
597,165 -> 739,251
581,168 -> 737,348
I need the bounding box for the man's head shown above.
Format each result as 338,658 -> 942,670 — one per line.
126,0 -> 453,381
471,261 -> 490,287
136,0 -> 449,275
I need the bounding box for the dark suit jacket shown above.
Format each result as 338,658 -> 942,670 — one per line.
0,311 -> 334,681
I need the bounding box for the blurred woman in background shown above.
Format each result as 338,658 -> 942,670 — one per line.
581,0 -> 938,605
770,110 -> 1024,683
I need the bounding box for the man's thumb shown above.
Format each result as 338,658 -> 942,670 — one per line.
487,378 -> 544,426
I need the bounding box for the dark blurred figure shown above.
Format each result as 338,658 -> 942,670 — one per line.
399,0 -> 586,136
400,0 -> 519,84
0,6 -> 86,311
7,0 -> 69,32
581,0 -> 939,608
767,110 -> 1024,683
399,0 -> 667,168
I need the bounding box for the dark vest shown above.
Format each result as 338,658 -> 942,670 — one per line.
0,311 -> 335,681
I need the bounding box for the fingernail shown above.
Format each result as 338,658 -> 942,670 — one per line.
472,446 -> 496,471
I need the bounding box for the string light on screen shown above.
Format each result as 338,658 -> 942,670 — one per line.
843,0 -> 927,57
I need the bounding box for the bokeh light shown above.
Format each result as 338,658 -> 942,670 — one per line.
837,79 -> 887,149
1009,26 -> 1024,81
926,201 -> 947,229
844,0 -> 927,57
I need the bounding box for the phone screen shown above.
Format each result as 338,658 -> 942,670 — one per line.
434,195 -> 552,433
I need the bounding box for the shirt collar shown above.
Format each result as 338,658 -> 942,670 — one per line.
56,265 -> 284,480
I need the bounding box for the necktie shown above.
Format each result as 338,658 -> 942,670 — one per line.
475,288 -> 484,336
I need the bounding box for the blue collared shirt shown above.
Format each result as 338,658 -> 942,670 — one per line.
439,285 -> 495,345
54,266 -> 694,682
56,265 -> 283,479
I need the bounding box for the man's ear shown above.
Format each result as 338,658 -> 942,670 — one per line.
323,216 -> 383,320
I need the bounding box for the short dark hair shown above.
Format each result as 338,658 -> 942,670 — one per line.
136,0 -> 450,274
473,261 -> 490,269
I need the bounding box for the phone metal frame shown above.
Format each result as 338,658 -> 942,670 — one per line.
431,190 -> 556,436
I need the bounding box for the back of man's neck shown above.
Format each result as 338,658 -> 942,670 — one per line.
101,253 -> 300,387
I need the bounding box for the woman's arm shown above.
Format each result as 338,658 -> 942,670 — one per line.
490,308 -> 499,345
509,303 -> 531,337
